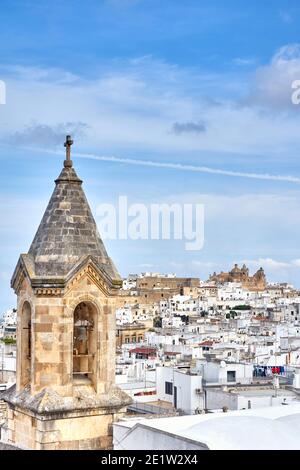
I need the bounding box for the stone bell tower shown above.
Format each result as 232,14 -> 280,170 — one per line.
2,136 -> 131,450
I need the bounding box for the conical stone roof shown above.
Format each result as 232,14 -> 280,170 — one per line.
27,159 -> 120,281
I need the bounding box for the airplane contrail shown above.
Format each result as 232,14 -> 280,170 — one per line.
74,151 -> 300,184
16,145 -> 300,184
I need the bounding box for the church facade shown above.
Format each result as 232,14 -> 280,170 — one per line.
209,264 -> 266,291
2,136 -> 131,449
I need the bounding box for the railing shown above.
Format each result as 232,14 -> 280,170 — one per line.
202,378 -> 252,386
128,401 -> 177,415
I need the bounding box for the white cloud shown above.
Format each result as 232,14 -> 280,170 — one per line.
233,57 -> 256,66
239,258 -> 300,287
7,122 -> 88,148
242,258 -> 291,269
247,43 -> 300,109
1,53 -> 300,160
1,64 -> 79,84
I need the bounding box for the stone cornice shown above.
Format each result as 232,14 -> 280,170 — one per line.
11,254 -> 122,297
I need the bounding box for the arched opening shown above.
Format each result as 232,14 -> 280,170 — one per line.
73,302 -> 97,386
21,301 -> 32,387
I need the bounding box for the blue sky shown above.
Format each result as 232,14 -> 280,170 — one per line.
1,0 -> 300,311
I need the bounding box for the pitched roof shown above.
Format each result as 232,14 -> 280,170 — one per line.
129,347 -> 157,355
198,340 -> 214,347
26,161 -> 120,282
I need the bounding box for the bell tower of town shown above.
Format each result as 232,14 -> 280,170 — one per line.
3,136 -> 131,450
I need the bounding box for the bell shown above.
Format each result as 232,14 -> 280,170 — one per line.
76,326 -> 87,342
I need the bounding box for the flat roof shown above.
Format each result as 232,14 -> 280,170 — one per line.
119,381 -> 156,390
237,388 -> 298,398
115,403 -> 300,450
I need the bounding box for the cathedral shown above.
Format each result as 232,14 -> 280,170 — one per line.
209,263 -> 266,291
2,136 -> 131,449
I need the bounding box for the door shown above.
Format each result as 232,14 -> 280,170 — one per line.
174,386 -> 177,408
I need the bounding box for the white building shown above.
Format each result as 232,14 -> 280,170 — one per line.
116,306 -> 134,325
156,366 -> 203,414
0,309 -> 17,340
146,332 -> 180,347
113,404 -> 300,450
122,275 -> 138,290
206,387 -> 298,411
217,282 -> 253,302
198,360 -> 253,385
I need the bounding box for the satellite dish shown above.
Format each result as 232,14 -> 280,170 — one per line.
220,361 -> 226,368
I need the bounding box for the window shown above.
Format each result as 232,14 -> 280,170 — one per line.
227,370 -> 236,383
21,301 -> 32,387
73,302 -> 97,387
165,381 -> 173,395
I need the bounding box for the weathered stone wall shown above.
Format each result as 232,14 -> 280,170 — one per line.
116,324 -> 147,347
7,406 -> 127,450
0,399 -> 7,425
16,270 -> 117,397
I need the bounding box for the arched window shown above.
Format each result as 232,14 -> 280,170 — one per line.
21,301 -> 32,387
73,302 -> 97,387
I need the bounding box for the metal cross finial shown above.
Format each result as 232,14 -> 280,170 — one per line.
64,135 -> 73,167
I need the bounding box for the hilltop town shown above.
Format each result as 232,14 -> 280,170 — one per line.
0,138 -> 300,451
2,261 -> 300,449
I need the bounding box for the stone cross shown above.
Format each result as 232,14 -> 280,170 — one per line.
64,135 -> 73,167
